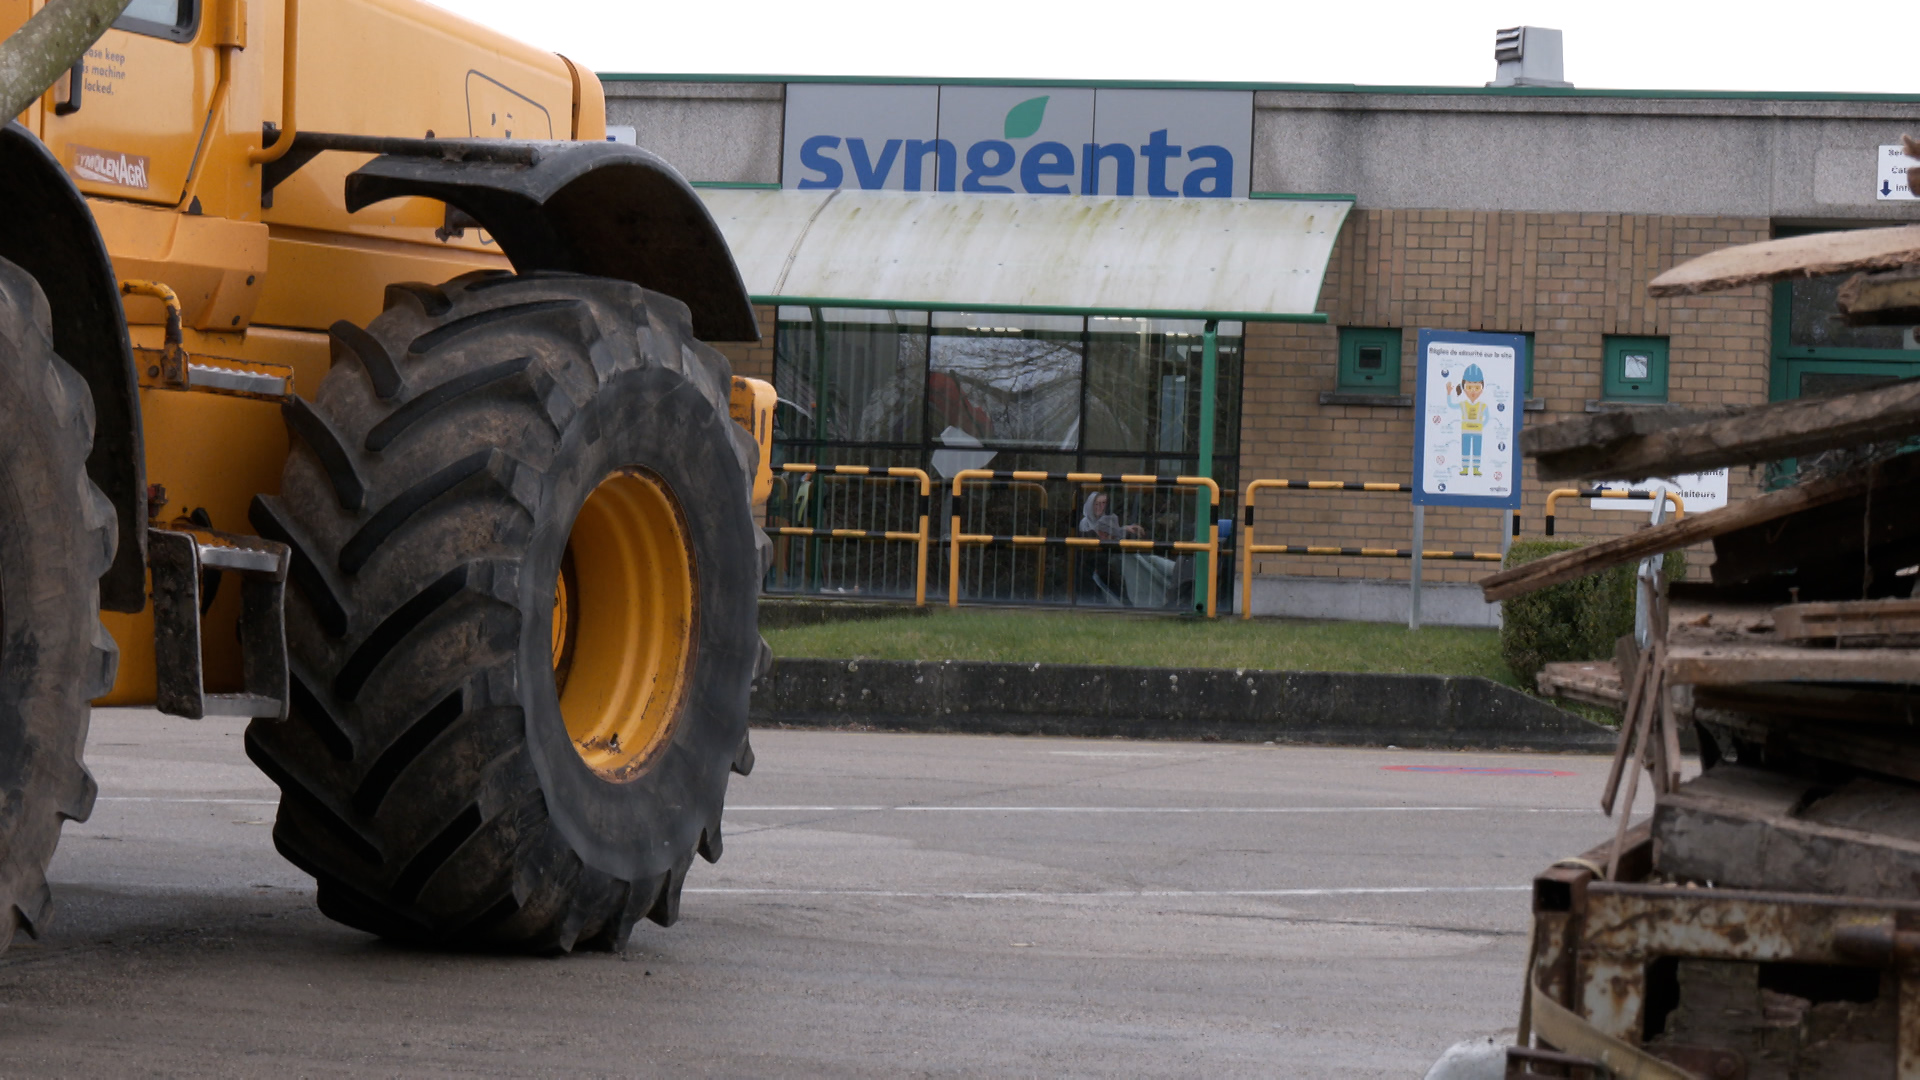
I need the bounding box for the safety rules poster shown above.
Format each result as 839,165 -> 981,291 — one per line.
1412,330 -> 1527,510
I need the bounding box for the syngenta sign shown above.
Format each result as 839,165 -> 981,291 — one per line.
782,84 -> 1253,199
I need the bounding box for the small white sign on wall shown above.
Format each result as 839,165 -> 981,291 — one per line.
1589,469 -> 1729,514
1878,145 -> 1919,200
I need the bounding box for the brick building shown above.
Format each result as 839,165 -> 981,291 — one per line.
603,74 -> 1920,623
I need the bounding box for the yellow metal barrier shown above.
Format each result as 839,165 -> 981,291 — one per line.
1542,488 -> 1683,536
1239,479 -> 1504,621
768,464 -> 933,606
948,470 -> 1221,618
998,480 -> 1050,600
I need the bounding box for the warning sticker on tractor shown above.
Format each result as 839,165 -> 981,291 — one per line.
70,144 -> 150,190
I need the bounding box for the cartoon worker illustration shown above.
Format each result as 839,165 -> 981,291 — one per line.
1446,364 -> 1489,476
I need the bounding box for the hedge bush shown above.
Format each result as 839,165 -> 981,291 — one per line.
1499,539 -> 1684,689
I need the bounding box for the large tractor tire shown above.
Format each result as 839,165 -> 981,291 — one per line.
247,271 -> 767,953
0,257 -> 116,952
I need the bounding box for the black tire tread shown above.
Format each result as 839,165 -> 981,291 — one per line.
282,396 -> 368,512
251,271 -> 761,953
329,319 -> 404,400
0,257 -> 114,950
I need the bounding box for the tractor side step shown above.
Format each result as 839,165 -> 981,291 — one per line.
149,526 -> 290,721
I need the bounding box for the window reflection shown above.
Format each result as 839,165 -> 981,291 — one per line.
767,308 -> 1244,608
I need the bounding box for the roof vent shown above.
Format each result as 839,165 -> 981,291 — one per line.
1488,26 -> 1571,88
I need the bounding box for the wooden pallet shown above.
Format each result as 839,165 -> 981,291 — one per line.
1774,597 -> 1920,645
1535,660 -> 1624,708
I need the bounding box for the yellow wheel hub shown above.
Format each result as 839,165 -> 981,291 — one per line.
550,468 -> 696,780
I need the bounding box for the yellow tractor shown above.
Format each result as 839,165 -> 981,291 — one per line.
0,0 -> 774,952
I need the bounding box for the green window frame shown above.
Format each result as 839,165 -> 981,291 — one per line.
1770,273 -> 1920,402
1602,335 -> 1668,401
1337,327 -> 1401,393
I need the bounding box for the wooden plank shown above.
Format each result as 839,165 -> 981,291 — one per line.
1524,375 -> 1920,482
1701,710 -> 1920,786
1646,225 -> 1920,298
1695,682 -> 1920,726
1653,765 -> 1920,901
1711,464 -> 1920,591
1667,643 -> 1920,686
1775,598 -> 1920,644
1522,403 -> 1738,459
1480,455 -> 1920,602
1837,265 -> 1920,326
1536,660 -> 1624,708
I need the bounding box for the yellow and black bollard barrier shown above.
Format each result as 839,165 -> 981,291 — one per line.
767,464 -> 934,605
1541,488 -> 1683,536
1239,479 -> 1505,621
948,470 -> 1221,618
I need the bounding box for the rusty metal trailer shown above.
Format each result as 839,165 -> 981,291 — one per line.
1484,210 -> 1920,1079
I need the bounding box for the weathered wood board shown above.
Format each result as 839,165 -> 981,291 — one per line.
1775,598 -> 1920,644
1647,225 -> 1920,297
1653,765 -> 1920,899
1482,455 -> 1920,602
1668,643 -> 1920,686
1536,660 -> 1624,708
1837,264 -> 1920,326
1522,376 -> 1920,482
1711,466 -> 1920,596
1698,708 -> 1920,786
1694,681 -> 1920,726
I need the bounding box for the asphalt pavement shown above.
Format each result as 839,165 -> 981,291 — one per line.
0,709 -> 1657,1077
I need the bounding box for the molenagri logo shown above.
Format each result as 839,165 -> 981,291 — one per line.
784,85 -> 1252,199
70,144 -> 149,190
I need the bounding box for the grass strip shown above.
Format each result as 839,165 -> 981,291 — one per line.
764,608 -> 1520,687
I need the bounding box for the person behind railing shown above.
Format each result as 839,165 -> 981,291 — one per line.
1079,491 -> 1176,607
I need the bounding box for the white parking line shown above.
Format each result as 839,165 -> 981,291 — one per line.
97,797 -> 278,804
729,805 -> 1588,814
92,799 -> 1592,816
687,886 -> 1531,899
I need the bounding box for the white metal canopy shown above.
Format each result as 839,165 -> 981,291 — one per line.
696,188 -> 1350,319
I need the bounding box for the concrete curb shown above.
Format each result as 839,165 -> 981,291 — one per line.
750,658 -> 1619,753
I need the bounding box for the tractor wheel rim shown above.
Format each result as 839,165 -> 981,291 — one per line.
552,468 -> 696,781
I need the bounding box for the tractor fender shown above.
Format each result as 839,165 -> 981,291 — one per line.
0,123 -> 145,613
345,141 -> 759,343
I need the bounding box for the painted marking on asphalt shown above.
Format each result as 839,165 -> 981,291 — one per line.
686,886 -> 1531,899
94,798 -> 1590,815
728,805 -> 1587,813
97,797 -> 278,804
1381,766 -> 1578,777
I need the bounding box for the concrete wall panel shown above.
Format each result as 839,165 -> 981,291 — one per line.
604,81 -> 785,184
1251,91 -> 1920,222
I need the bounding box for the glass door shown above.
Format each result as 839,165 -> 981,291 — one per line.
1770,270 -> 1920,484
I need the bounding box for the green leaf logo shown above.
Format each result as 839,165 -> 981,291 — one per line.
1003,96 -> 1049,140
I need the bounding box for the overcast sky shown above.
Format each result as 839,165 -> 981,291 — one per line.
434,0 -> 1913,95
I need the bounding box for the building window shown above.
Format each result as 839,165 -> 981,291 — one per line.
769,307 -> 1244,606
1771,275 -> 1920,402
1338,328 -> 1401,393
772,309 -> 1242,470
1602,335 -> 1668,401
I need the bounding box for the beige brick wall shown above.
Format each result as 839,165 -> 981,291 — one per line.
1239,211 -> 1772,585
713,303 -> 778,381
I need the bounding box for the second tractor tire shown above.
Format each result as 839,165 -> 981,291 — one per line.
248,271 -> 764,952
